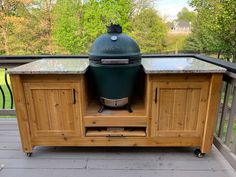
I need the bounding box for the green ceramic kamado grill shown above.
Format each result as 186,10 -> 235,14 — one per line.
89,24 -> 141,113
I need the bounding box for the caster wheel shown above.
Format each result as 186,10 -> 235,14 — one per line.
26,153 -> 32,157
194,149 -> 205,158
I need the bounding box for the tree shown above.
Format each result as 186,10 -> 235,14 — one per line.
0,0 -> 32,54
81,0 -> 132,53
177,7 -> 196,23
131,0 -> 155,15
130,8 -> 167,53
52,0 -> 83,54
185,0 -> 236,61
34,0 -> 55,54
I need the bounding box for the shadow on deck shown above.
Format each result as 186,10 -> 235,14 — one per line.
0,119 -> 235,177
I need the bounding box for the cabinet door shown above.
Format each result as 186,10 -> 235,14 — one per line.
24,83 -> 81,137
151,81 -> 209,138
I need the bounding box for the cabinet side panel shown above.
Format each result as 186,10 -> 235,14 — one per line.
201,74 -> 223,153
10,75 -> 32,153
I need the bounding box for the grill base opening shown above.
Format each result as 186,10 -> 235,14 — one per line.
86,127 -> 146,137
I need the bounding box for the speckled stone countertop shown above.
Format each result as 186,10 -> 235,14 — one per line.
8,58 -> 89,74
141,57 -> 226,73
8,57 -> 226,74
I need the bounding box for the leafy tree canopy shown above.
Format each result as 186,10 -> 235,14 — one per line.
177,7 -> 196,23
131,8 -> 167,53
185,0 -> 236,61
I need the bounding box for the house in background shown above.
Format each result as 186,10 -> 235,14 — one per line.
169,20 -> 191,34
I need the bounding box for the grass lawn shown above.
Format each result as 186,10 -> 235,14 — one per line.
0,68 -> 13,110
165,32 -> 188,52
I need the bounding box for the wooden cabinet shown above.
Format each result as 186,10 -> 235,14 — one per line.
24,82 -> 82,138
10,73 -> 223,155
151,79 -> 209,139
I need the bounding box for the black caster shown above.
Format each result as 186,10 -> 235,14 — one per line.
194,149 -> 205,158
26,153 -> 32,157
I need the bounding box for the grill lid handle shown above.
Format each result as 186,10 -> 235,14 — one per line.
107,24 -> 122,33
101,59 -> 129,64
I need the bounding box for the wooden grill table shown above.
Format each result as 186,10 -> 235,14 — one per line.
8,57 -> 226,157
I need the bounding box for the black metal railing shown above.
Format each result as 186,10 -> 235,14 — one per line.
4,68 -> 13,109
0,54 -> 236,169
0,68 -> 16,115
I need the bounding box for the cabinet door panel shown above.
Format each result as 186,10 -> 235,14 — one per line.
24,83 -> 81,137
152,81 -> 209,137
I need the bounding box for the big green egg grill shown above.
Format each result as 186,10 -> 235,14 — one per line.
89,24 -> 141,113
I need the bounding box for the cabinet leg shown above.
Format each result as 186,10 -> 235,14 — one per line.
98,105 -> 105,113
127,104 -> 133,113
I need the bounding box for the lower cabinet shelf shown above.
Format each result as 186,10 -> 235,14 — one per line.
85,127 -> 146,137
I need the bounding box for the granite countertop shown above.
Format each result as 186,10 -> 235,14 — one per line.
8,57 -> 226,74
8,58 -> 89,74
142,57 -> 226,73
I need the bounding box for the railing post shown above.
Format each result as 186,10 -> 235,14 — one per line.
233,133 -> 236,154
218,82 -> 231,138
4,68 -> 14,109
225,86 -> 236,146
0,85 -> 5,109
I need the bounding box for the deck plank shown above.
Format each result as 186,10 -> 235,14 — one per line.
0,169 -> 173,177
0,119 -> 235,177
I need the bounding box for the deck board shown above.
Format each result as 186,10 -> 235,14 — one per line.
0,119 -> 235,177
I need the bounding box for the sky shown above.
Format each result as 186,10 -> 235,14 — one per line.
155,0 -> 194,21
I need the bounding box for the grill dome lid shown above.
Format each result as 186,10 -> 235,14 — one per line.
89,24 -> 141,60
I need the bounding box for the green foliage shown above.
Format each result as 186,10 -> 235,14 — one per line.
0,0 -> 167,55
165,33 -> 188,52
130,8 -> 167,53
81,0 -> 132,52
0,0 -> 234,57
185,0 -> 236,61
52,0 -> 82,54
177,7 -> 196,23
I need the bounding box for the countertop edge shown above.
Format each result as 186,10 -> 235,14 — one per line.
8,68 -> 226,75
7,67 -> 89,75
143,69 -> 226,74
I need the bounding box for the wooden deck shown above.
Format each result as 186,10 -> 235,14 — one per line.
0,119 -> 235,177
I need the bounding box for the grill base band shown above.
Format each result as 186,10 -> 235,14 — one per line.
100,97 -> 128,107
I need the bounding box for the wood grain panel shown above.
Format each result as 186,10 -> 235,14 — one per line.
184,89 -> 200,130
31,89 -> 75,131
171,89 -> 187,130
151,79 -> 210,139
84,117 -> 147,127
10,75 -> 33,153
24,83 -> 81,138
201,74 -> 223,153
31,136 -> 201,147
157,88 -> 201,131
158,89 -> 174,131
